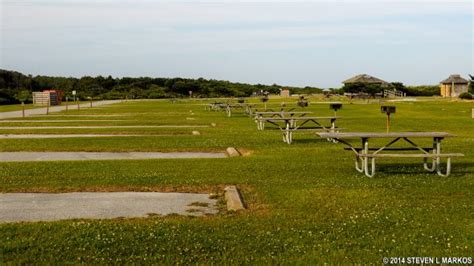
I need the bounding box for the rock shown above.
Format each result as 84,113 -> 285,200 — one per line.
192,131 -> 201,135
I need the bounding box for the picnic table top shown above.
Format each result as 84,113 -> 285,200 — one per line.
257,116 -> 339,121
317,132 -> 453,139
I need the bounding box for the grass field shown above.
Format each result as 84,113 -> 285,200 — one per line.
0,97 -> 473,264
0,103 -> 41,112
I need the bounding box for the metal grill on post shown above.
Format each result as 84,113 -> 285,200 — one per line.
260,96 -> 269,110
381,106 -> 396,133
330,103 -> 342,117
297,96 -> 308,108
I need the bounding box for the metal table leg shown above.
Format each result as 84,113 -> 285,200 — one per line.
423,137 -> 437,172
434,137 -> 451,177
362,138 -> 375,177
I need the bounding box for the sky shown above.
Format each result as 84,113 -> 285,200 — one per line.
0,0 -> 472,88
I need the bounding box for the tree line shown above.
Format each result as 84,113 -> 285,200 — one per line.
0,69 -> 446,105
0,69 -> 323,104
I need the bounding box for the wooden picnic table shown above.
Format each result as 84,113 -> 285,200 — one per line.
258,116 -> 340,144
316,132 -> 464,177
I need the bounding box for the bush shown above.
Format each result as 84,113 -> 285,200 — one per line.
403,85 -> 440,96
459,92 -> 473,100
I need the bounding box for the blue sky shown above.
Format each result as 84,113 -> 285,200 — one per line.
1,0 -> 472,88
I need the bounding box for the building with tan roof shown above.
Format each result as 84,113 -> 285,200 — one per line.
440,74 -> 468,97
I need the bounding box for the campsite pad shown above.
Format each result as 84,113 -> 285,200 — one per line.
0,125 -> 209,129
0,120 -> 128,122
0,192 -> 218,222
0,152 -> 227,162
0,134 -> 184,139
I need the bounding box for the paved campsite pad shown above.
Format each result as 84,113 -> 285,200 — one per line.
0,134 -> 194,139
0,192 -> 218,222
31,114 -> 130,117
0,120 -> 129,123
0,152 -> 227,162
0,125 -> 209,129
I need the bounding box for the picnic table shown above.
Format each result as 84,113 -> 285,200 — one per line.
316,132 -> 464,177
258,116 -> 340,144
225,103 -> 258,117
207,102 -> 227,112
254,111 -> 312,130
207,103 -> 256,117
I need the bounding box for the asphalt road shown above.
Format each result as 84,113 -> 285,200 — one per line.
0,100 -> 123,120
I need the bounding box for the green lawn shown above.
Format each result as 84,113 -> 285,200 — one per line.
0,103 -> 39,112
0,98 -> 473,264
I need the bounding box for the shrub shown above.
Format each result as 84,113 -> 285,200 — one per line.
403,85 -> 440,96
459,92 -> 473,100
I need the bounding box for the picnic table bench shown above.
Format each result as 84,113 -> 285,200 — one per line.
317,132 -> 464,177
258,116 -> 341,144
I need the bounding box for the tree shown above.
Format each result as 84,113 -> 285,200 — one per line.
15,90 -> 30,103
148,84 -> 168,98
342,82 -> 366,94
390,82 -> 406,92
364,84 -> 383,98
342,82 -> 383,97
15,90 -> 30,118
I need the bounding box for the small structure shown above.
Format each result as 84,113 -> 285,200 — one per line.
342,74 -> 389,87
440,74 -> 469,97
33,90 -> 63,106
383,89 -> 405,98
280,89 -> 290,97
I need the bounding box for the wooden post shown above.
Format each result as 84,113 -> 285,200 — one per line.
386,113 -> 390,133
21,102 -> 25,118
77,98 -> 80,110
46,97 -> 50,115
65,96 -> 68,112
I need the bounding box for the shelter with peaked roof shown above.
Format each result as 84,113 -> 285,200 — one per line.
440,74 -> 468,97
342,74 -> 389,86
